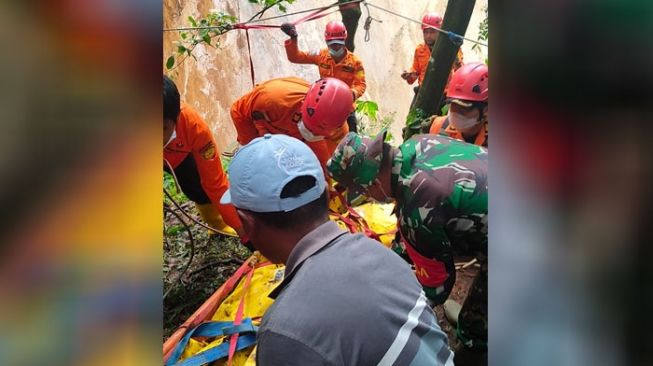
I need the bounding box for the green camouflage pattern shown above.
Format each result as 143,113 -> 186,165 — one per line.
392,134 -> 488,303
327,132 -> 384,194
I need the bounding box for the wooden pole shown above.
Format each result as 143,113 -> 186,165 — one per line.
403,0 -> 476,140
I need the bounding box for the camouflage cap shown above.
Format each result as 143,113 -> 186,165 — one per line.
326,130 -> 387,195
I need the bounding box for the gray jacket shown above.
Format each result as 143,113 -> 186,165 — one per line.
256,221 -> 454,365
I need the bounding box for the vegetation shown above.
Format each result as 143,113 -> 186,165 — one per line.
472,5 -> 488,64
163,171 -> 251,339
355,100 -> 395,143
166,0 -> 296,70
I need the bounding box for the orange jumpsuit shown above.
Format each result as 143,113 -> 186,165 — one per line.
230,77 -> 348,168
164,104 -> 242,230
284,38 -> 367,99
429,115 -> 488,147
405,45 -> 464,86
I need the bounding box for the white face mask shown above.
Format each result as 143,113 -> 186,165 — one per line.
164,129 -> 177,147
298,120 -> 324,142
448,110 -> 480,132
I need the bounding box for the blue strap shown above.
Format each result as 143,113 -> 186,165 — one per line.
173,334 -> 257,366
166,318 -> 258,366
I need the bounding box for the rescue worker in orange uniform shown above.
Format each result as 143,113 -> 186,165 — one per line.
401,12 -> 464,111
280,20 -> 365,134
429,62 -> 488,147
163,75 -> 244,238
230,76 -> 354,169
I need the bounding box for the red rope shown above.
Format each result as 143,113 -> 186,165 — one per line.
230,3 -> 337,88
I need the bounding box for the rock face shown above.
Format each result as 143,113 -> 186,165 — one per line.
163,0 -> 488,150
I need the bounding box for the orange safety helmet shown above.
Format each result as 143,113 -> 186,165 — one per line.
301,78 -> 354,136
447,62 -> 489,103
421,12 -> 443,30
324,20 -> 348,41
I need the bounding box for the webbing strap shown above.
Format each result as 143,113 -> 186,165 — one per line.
173,333 -> 257,366
227,264 -> 256,365
165,259 -> 256,364
230,3 -> 333,30
332,189 -> 383,241
166,318 -> 258,366
290,5 -> 335,26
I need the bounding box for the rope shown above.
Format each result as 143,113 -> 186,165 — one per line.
163,0 -> 365,32
244,28 -> 256,87
362,2 -> 382,42
364,2 -> 488,48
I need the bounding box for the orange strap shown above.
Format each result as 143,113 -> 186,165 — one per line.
329,188 -> 387,242
227,263 -> 256,365
429,116 -> 447,135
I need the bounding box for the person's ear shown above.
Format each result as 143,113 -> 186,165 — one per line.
236,209 -> 256,235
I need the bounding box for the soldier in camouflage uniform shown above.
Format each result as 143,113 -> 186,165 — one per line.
327,130 -> 488,362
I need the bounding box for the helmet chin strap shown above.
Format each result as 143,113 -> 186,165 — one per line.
298,120 -> 324,142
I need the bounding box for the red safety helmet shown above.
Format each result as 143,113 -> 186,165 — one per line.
324,20 -> 348,41
301,78 -> 354,135
421,12 -> 443,30
446,62 -> 489,103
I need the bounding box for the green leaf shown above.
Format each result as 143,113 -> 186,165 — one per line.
203,34 -> 211,45
278,4 -> 286,12
177,45 -> 187,54
166,55 -> 175,69
188,16 -> 197,27
181,32 -> 187,39
355,100 -> 379,121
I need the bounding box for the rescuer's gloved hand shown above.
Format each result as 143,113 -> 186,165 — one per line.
280,23 -> 297,38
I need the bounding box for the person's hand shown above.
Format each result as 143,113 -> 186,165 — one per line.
280,23 -> 297,38
401,70 -> 417,80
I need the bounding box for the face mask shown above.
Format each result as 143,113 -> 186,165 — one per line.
298,120 -> 324,142
328,47 -> 345,58
164,129 -> 177,147
448,111 -> 480,131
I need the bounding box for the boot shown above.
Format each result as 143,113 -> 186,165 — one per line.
195,203 -> 237,237
443,299 -> 462,326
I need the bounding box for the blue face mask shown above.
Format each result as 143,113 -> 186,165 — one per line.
329,47 -> 345,58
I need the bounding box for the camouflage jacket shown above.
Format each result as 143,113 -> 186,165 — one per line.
392,135 -> 488,258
